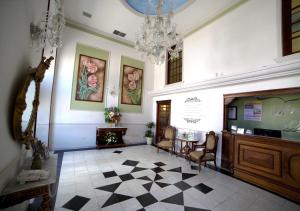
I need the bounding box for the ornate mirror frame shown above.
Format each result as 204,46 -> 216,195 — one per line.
12,57 -> 54,148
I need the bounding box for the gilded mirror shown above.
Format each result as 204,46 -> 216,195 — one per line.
13,57 -> 53,148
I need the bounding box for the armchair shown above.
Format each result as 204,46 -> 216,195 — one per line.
188,131 -> 218,172
157,126 -> 176,154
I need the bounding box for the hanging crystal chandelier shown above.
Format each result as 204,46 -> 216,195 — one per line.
30,0 -> 65,53
135,0 -> 183,65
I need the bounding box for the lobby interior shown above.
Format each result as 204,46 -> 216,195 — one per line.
0,0 -> 300,210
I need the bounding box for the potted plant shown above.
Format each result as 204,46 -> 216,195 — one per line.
145,122 -> 155,145
104,107 -> 121,127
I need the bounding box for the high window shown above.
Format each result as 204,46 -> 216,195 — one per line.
166,50 -> 182,84
282,0 -> 300,56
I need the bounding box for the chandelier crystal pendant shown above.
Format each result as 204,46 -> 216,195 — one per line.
30,0 -> 65,53
135,0 -> 183,65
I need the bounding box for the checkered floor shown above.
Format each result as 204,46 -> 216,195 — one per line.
55,145 -> 300,211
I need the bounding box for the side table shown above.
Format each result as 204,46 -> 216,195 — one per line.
176,138 -> 199,158
0,154 -> 57,211
96,127 -> 127,148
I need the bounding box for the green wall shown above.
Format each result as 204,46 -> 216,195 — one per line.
228,93 -> 300,141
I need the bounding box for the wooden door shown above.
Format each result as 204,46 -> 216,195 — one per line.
156,100 -> 171,144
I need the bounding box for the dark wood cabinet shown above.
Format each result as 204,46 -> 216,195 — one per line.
96,127 -> 127,148
233,134 -> 300,203
221,131 -> 235,173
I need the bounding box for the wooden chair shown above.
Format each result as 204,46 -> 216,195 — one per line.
187,131 -> 218,172
157,126 -> 176,154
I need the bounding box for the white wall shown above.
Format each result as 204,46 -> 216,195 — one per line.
50,26 -> 154,150
151,0 -> 300,166
0,0 -> 47,209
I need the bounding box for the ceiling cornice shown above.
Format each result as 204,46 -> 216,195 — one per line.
65,19 -> 135,48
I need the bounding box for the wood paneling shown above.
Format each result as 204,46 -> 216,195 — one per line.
233,134 -> 300,203
235,138 -> 282,180
221,131 -> 234,173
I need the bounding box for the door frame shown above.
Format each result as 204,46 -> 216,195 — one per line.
156,100 -> 171,144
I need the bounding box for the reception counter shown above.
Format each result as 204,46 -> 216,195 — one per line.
222,131 -> 300,203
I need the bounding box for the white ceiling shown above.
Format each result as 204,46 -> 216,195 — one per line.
64,0 -> 241,44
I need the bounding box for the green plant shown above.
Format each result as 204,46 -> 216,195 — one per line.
104,132 -> 118,144
104,107 -> 121,123
145,122 -> 155,137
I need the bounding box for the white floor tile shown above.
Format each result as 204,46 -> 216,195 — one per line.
54,145 -> 293,211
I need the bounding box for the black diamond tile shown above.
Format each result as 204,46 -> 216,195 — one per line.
137,176 -> 152,181
131,167 -> 147,173
96,182 -> 122,192
119,173 -> 134,181
151,167 -> 164,173
103,170 -> 117,178
184,206 -> 211,211
113,150 -> 122,154
155,182 -> 170,188
102,193 -> 132,207
174,181 -> 192,191
168,167 -> 182,173
136,209 -> 146,211
122,160 -> 139,166
136,193 -> 158,207
154,174 -> 163,181
194,183 -> 213,194
191,165 -> 199,170
161,192 -> 184,205
62,195 -> 90,211
182,173 -> 197,180
143,182 -> 153,191
154,162 -> 166,166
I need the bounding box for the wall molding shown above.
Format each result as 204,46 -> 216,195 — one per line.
150,59 -> 300,97
48,122 -> 146,126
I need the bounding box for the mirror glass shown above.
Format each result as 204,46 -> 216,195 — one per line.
21,80 -> 36,132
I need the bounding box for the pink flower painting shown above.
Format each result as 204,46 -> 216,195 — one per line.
76,54 -> 106,102
121,65 -> 143,105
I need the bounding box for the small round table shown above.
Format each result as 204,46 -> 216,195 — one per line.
176,138 -> 199,158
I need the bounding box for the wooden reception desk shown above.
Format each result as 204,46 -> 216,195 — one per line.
222,131 -> 300,203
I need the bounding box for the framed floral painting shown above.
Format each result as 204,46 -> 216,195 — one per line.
121,65 -> 143,105
75,54 -> 106,102
71,43 -> 109,111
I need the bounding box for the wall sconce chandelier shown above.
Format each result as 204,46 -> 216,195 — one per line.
135,0 -> 183,65
30,0 -> 65,53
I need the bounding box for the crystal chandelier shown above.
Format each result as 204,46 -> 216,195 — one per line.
135,0 -> 183,65
30,0 -> 65,53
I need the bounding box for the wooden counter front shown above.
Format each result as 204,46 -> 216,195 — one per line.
233,134 -> 300,203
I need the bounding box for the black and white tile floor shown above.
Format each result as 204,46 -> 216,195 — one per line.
55,145 -> 300,211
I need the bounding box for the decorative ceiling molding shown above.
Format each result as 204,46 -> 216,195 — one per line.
149,59 -> 300,97
65,19 -> 135,48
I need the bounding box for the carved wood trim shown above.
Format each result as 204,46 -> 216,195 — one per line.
12,57 -> 53,148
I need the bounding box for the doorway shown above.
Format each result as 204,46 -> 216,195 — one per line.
156,100 -> 171,144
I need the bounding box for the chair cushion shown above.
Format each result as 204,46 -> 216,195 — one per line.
203,153 -> 215,160
165,127 -> 175,139
158,140 -> 172,149
190,151 -> 215,161
206,135 -> 216,150
189,150 -> 204,160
